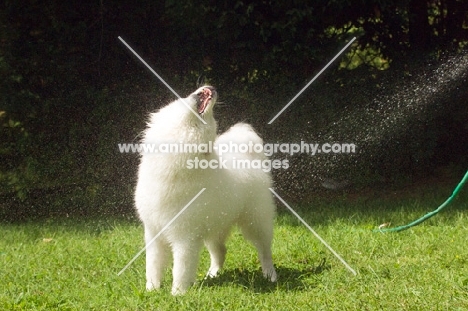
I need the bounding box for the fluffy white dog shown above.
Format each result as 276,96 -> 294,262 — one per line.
135,86 -> 277,295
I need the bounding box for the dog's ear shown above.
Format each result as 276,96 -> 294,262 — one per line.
196,75 -> 206,88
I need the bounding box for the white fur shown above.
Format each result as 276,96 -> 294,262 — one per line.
135,86 -> 277,295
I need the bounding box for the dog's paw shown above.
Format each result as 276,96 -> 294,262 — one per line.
204,267 -> 221,279
171,284 -> 189,296
146,281 -> 161,291
263,267 -> 277,282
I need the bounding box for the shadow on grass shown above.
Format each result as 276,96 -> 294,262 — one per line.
197,259 -> 331,293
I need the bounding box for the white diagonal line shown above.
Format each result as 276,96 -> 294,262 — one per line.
268,37 -> 357,124
269,188 -> 357,275
117,188 -> 206,276
118,36 -> 207,124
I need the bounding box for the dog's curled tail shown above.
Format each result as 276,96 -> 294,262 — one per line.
215,123 -> 266,160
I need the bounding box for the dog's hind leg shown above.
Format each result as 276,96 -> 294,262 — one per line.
204,235 -> 228,278
238,206 -> 277,282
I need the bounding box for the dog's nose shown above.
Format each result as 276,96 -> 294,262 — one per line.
203,86 -> 217,99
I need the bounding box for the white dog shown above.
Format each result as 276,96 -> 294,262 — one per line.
134,86 -> 277,295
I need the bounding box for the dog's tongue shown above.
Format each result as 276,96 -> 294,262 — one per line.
198,88 -> 212,114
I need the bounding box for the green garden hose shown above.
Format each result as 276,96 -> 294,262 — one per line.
377,170 -> 468,233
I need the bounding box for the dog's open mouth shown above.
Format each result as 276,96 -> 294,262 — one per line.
197,87 -> 214,114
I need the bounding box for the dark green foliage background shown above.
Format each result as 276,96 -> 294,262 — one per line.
1,0 -> 467,220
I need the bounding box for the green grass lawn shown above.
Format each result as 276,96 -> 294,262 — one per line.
1,187 -> 467,310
